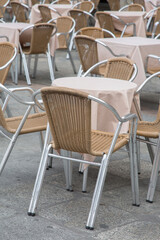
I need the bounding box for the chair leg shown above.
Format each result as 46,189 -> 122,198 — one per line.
146,135 -> 160,203
67,49 -> 76,74
86,154 -> 109,230
146,137 -> 155,164
32,55 -> 39,79
21,52 -> 32,85
82,166 -> 88,193
46,52 -> 54,83
1,92 -> 12,117
137,141 -> 141,174
63,151 -> 73,191
28,125 -> 51,215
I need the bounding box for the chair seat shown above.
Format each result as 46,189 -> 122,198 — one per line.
114,30 -> 133,37
6,112 -> 47,134
51,130 -> 128,156
147,67 -> 160,75
137,120 -> 160,138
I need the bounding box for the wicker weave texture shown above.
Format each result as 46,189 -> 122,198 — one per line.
133,0 -> 145,8
104,57 -> 134,80
41,86 -> 128,156
69,9 -> 89,32
128,4 -> 144,11
108,0 -> 120,10
11,2 -> 29,23
0,42 -> 16,85
38,5 -> 52,23
74,2 -> 93,12
80,27 -> 104,38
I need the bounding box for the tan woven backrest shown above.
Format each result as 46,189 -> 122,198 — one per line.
11,2 -> 28,22
133,0 -> 145,8
154,8 -> 160,35
80,27 -> 104,38
56,16 -> 73,48
31,0 -> 41,5
128,3 -> 144,11
0,0 -> 8,18
75,35 -> 99,73
91,0 -> 100,9
75,2 -> 93,12
108,0 -> 120,10
29,23 -> 54,54
55,0 -> 71,4
69,9 -> 88,32
104,57 -> 134,80
41,86 -> 91,153
96,12 -> 115,34
38,5 -> 52,23
0,42 -> 16,85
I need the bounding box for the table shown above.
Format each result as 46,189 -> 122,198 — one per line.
145,0 -> 160,12
53,77 -> 137,133
97,37 -> 160,87
30,4 -> 72,24
96,11 -> 146,37
0,22 -> 31,47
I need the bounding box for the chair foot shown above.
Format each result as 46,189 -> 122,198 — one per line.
66,188 -> 73,192
132,203 -> 140,207
82,191 -> 87,193
28,212 -> 35,217
146,199 -> 153,203
86,226 -> 94,230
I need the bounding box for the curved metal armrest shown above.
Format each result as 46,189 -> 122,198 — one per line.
49,6 -> 62,16
33,89 -> 45,111
88,94 -> 137,123
148,1 -> 159,7
102,28 -> 116,38
0,47 -> 17,70
0,84 -> 35,106
152,20 -> 160,38
82,59 -> 108,77
19,24 -> 34,36
136,71 -> 160,94
119,4 -> 129,12
96,39 -> 128,57
145,54 -> 160,72
144,8 -> 156,19
3,0 -> 10,7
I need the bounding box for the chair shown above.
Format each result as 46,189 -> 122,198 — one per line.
83,57 -> 138,82
68,9 -> 96,33
38,5 -> 61,23
11,1 -> 30,23
145,7 -> 160,38
19,23 -> 57,85
74,35 -> 127,76
133,71 -> 160,204
96,11 -> 136,37
72,1 -> 95,13
28,86 -> 139,230
79,26 -> 116,38
91,0 -> 100,11
48,16 -> 76,74
119,3 -> 145,12
0,83 -> 47,176
108,0 -> 120,11
0,0 -> 10,21
145,53 -> 160,76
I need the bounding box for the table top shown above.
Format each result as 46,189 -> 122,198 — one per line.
97,37 -> 160,46
53,77 -> 137,92
0,22 -> 31,30
106,11 -> 146,17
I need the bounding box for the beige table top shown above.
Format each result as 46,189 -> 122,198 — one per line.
30,4 -> 72,24
97,36 -> 160,87
0,22 -> 31,47
53,77 -> 137,133
102,11 -> 146,37
145,0 -> 160,12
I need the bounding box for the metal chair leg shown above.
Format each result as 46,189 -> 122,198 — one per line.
47,52 -> 54,83
82,166 -> 88,193
21,52 -> 31,85
146,135 -> 160,203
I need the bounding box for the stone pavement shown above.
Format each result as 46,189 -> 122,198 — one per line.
0,50 -> 160,240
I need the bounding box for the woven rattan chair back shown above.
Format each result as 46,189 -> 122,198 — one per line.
104,57 -> 134,80
56,16 -> 73,48
41,87 -> 92,153
80,27 -> 104,38
54,0 -> 71,4
27,24 -> 54,54
75,35 -> 99,74
0,0 -> 8,19
38,5 -> 52,23
91,0 -> 100,10
69,9 -> 90,32
154,7 -> 160,35
31,0 -> 41,5
0,42 -> 16,85
11,1 -> 29,23
108,0 -> 120,10
73,1 -> 94,12
128,3 -> 144,11
133,0 -> 145,8
96,12 -> 115,34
